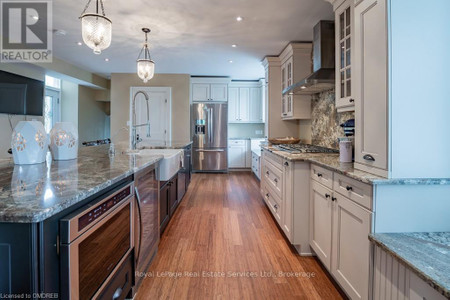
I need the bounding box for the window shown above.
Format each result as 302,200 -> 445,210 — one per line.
44,75 -> 61,133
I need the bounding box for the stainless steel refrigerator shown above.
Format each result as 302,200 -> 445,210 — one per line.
192,102 -> 228,172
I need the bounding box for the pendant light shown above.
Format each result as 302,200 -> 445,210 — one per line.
137,28 -> 155,83
79,0 -> 112,54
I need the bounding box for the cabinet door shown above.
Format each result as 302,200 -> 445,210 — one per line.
228,87 -> 239,122
309,180 -> 333,270
331,193 -> 372,300
210,84 -> 228,101
228,144 -> 246,168
192,84 -> 210,102
159,183 -> 170,235
169,176 -> 179,217
354,0 -> 388,172
249,87 -> 263,122
286,57 -> 294,117
238,88 -> 250,122
335,0 -> 355,111
245,140 -> 251,168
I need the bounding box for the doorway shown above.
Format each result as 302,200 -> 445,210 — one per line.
44,88 -> 61,133
130,87 -> 172,145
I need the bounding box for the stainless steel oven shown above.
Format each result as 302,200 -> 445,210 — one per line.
60,183 -> 134,300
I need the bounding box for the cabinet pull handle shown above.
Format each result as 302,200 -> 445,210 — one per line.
346,185 -> 353,191
266,193 -> 270,198
325,193 -> 331,198
317,173 -> 323,177
284,161 -> 289,166
134,187 -> 143,265
363,154 -> 375,161
274,178 -> 278,183
266,171 -> 269,175
274,204 -> 279,210
349,98 -> 355,103
332,197 -> 337,202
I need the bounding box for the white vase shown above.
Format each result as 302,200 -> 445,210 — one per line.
50,122 -> 78,160
11,121 -> 48,165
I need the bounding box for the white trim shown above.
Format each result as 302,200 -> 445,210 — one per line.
129,87 -> 172,146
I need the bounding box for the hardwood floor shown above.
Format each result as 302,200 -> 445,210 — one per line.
135,172 -> 345,300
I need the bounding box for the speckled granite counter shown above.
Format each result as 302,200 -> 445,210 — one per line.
262,146 -> 384,184
370,232 -> 450,299
0,145 -> 163,223
137,140 -> 192,149
262,146 -> 450,185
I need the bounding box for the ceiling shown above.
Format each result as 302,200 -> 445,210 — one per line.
52,0 -> 333,80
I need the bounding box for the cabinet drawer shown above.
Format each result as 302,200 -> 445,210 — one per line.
264,160 -> 283,199
229,139 -> 246,146
263,184 -> 282,223
263,150 -> 283,168
310,164 -> 333,189
333,173 -> 373,210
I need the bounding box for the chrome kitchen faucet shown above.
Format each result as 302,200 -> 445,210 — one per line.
131,90 -> 151,150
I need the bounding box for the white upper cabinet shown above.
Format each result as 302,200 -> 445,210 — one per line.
335,0 -> 355,112
191,78 -> 231,102
353,0 -> 388,176
228,82 -> 264,123
279,43 -> 312,120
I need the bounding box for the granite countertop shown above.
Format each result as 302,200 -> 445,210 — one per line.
370,232 -> 450,299
262,146 -> 384,184
137,140 -> 192,149
0,145 -> 163,223
262,146 -> 450,185
229,137 -> 251,140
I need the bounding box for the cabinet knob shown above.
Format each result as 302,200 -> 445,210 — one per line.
266,171 -> 269,175
349,98 -> 355,103
325,193 -> 331,198
274,204 -> 279,210
346,185 -> 353,191
274,178 -> 278,183
317,173 -> 323,177
332,197 -> 337,202
284,161 -> 289,166
266,193 -> 269,198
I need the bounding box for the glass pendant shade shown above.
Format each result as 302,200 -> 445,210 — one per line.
79,0 -> 111,54
136,28 -> 155,83
137,59 -> 155,83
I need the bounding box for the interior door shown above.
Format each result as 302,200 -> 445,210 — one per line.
131,87 -> 171,144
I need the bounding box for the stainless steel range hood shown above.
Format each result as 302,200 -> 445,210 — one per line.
283,21 -> 335,95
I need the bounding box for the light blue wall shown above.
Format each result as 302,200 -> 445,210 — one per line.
390,0 -> 450,178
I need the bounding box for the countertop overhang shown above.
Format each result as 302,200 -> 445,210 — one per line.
0,144 -> 164,223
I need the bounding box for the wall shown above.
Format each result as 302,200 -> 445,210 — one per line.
78,86 -> 110,144
228,123 -> 265,139
299,90 -> 354,149
61,80 -> 79,127
110,73 -> 190,144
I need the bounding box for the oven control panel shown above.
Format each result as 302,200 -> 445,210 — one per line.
78,185 -> 132,231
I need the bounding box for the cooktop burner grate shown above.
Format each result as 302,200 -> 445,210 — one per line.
275,144 -> 339,154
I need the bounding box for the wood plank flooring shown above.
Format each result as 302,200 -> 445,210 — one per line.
135,172 -> 345,300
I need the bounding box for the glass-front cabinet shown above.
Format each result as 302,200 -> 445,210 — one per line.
335,0 -> 355,112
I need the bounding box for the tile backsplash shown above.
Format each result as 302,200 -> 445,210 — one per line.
311,90 -> 354,150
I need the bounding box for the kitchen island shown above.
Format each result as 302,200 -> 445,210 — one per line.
0,144 -> 163,298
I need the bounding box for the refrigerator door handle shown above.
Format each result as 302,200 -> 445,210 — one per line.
195,149 -> 224,152
208,108 -> 213,144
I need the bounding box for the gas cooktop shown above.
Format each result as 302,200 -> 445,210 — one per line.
275,144 -> 339,154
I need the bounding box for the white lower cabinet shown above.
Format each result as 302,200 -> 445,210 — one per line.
228,139 -> 251,169
251,152 -> 261,179
373,245 -> 446,300
331,193 -> 372,300
309,166 -> 373,300
260,149 -> 312,255
310,180 -> 333,270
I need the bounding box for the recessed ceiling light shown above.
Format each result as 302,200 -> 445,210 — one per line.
77,42 -> 82,46
31,15 -> 39,20
104,58 -> 110,62
300,86 -> 306,89
231,44 -> 237,48
236,16 -> 243,22
229,60 -> 233,63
